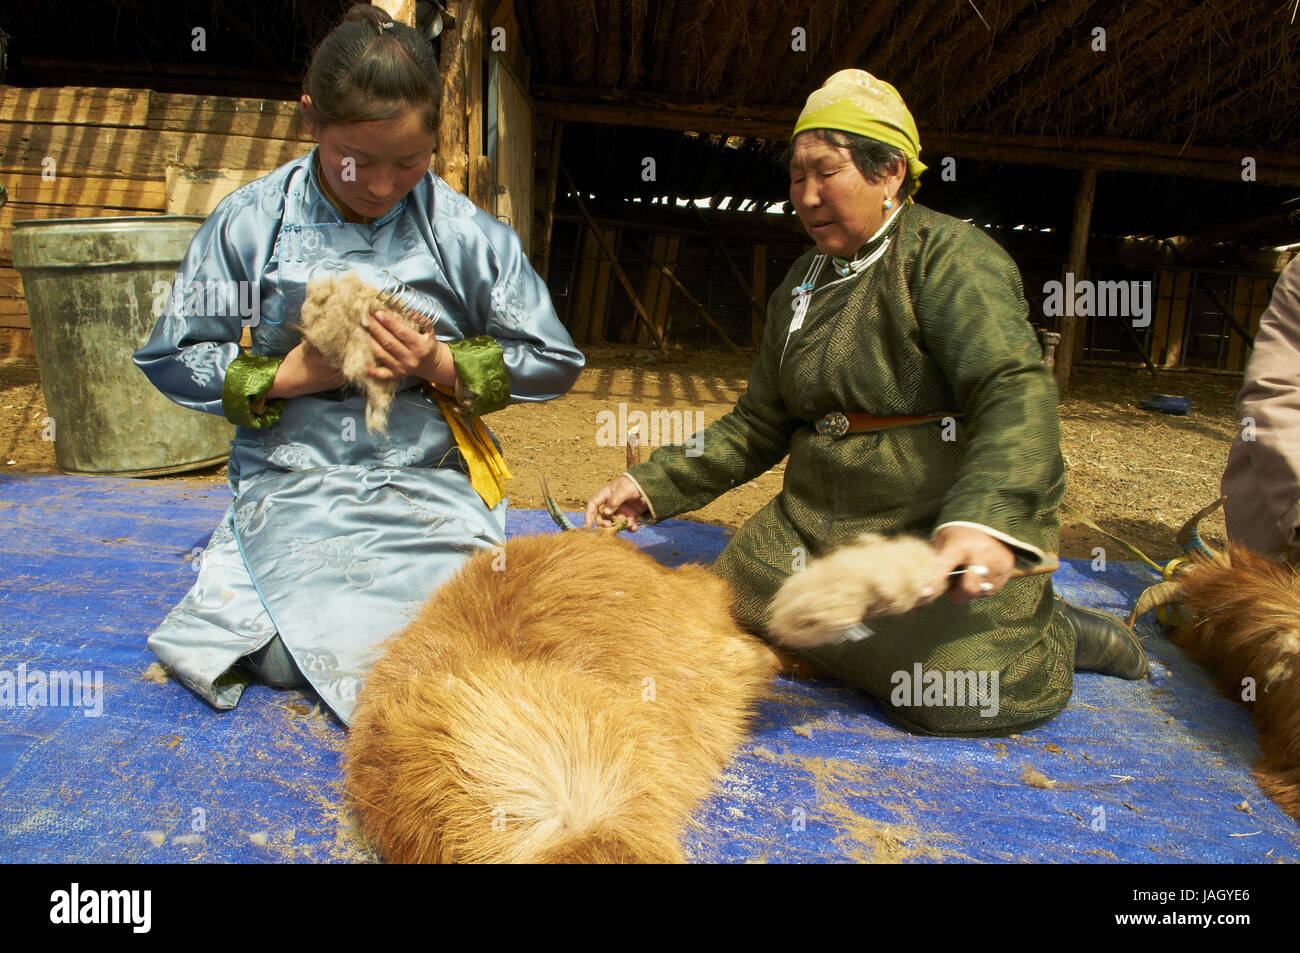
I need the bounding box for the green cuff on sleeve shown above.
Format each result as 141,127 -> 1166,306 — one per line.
447,336 -> 510,416
221,353 -> 286,428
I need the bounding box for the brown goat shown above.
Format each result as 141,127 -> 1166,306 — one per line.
1172,544 -> 1300,821
344,531 -> 776,862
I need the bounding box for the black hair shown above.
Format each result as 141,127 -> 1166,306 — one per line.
302,4 -> 440,133
781,128 -> 916,201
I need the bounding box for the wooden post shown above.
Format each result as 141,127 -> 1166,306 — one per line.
466,6 -> 491,213
435,0 -> 481,193
466,5 -> 484,171
560,166 -> 666,350
1054,168 -> 1097,393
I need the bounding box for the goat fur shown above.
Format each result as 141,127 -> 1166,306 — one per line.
297,271 -> 418,434
767,533 -> 942,648
1172,544 -> 1300,821
344,531 -> 777,863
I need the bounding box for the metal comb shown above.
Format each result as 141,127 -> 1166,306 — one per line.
375,272 -> 442,334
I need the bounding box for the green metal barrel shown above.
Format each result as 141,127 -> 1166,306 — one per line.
12,216 -> 235,476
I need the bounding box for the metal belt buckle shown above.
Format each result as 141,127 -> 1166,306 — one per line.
816,411 -> 850,438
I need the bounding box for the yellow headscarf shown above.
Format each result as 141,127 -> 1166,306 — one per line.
792,69 -> 927,195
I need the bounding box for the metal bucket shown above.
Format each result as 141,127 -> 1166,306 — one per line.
11,216 -> 235,476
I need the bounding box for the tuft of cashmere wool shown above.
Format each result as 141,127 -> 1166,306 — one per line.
297,271 -> 430,434
1172,544 -> 1300,821
767,533 -> 943,648
344,531 -> 777,863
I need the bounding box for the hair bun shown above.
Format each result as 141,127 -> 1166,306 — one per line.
343,3 -> 393,27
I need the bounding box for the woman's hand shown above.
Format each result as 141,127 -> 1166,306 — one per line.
585,475 -> 650,531
366,310 -> 457,387
266,340 -> 347,399
931,525 -> 1017,603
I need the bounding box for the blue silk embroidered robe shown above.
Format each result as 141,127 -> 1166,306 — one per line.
133,149 -> 584,724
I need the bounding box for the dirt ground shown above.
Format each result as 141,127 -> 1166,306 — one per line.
1,339 -> 1239,562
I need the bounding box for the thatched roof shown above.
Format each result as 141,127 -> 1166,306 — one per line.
521,0 -> 1300,246
3,0 -> 1296,244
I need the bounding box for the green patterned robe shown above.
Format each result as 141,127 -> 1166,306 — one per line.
628,202 -> 1072,736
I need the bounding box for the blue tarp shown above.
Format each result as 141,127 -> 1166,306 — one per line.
1,473 -> 1296,863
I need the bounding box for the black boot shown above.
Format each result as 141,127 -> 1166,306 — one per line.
1056,598 -> 1149,680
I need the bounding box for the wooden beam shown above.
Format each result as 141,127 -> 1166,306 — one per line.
560,165 -> 666,349
1054,168 -> 1097,394
531,89 -> 1300,186
552,205 -> 806,246
534,84 -> 795,130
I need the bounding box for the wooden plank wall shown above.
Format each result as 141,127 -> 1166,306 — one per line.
0,85 -> 315,330
1227,276 -> 1272,371
633,234 -> 679,346
568,225 -> 617,343
1146,269 -> 1274,371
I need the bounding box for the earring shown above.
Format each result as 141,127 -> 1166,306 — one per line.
883,198 -> 894,210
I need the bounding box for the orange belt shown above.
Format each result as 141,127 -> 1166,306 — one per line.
815,410 -> 963,437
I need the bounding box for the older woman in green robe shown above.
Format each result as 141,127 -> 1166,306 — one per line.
585,69 -> 1147,737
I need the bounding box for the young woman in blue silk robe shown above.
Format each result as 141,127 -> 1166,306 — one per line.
133,5 -> 583,724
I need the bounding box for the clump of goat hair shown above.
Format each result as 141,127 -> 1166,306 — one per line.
1172,544 -> 1300,821
344,531 -> 777,863
297,271 -> 425,434
768,533 -> 943,648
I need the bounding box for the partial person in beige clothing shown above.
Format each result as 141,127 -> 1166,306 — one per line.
1221,256 -> 1300,561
